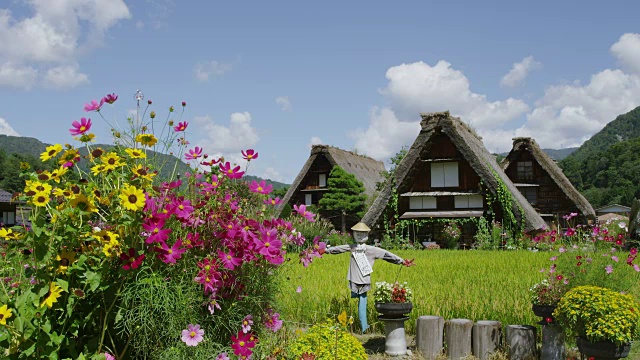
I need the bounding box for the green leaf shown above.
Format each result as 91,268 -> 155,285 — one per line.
56,279 -> 69,293
76,255 -> 88,267
84,271 -> 101,292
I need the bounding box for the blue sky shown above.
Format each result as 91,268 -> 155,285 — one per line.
1,1 -> 640,184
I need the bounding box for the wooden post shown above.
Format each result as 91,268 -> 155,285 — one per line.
416,315 -> 444,360
472,320 -> 502,360
445,318 -> 473,359
506,325 -> 537,360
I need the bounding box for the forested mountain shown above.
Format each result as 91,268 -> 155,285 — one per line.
560,106 -> 640,207
0,135 -> 289,193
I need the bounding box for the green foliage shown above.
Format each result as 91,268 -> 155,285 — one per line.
376,146 -> 407,191
488,170 -> 522,239
288,216 -> 334,250
318,166 -> 366,231
325,230 -> 353,247
474,218 -> 504,250
287,318 -> 367,360
554,285 -> 640,345
442,222 -> 461,249
560,106 -> 640,207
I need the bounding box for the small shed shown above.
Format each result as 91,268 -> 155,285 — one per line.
0,189 -> 17,226
596,204 -> 631,217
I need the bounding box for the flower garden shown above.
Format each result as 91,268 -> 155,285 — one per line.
1,94 -> 640,359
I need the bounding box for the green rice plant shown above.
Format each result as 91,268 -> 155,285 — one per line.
277,250 -> 553,334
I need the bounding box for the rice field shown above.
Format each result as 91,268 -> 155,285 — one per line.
277,250 -> 551,334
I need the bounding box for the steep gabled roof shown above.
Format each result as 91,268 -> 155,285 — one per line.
501,137 -> 596,219
0,189 -> 13,203
362,112 -> 547,233
276,145 -> 386,213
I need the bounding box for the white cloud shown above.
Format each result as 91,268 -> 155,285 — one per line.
610,33 -> 640,75
0,117 -> 20,136
380,61 -> 529,129
262,167 -> 283,182
308,136 -> 323,149
351,107 -> 421,161
0,0 -> 130,89
194,61 -> 233,81
275,96 -> 292,111
0,63 -> 38,89
500,55 -> 542,87
43,64 -> 89,89
193,112 -> 259,165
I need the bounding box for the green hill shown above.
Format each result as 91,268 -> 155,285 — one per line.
499,147 -> 577,161
560,106 -> 640,207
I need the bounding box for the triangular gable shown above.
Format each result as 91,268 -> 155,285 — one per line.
501,137 -> 595,219
362,112 -> 547,233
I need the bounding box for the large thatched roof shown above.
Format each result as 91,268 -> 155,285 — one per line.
276,145 -> 385,214
501,137 -> 596,219
361,112 -> 547,233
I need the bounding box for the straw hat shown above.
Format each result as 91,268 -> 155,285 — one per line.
351,222 -> 371,232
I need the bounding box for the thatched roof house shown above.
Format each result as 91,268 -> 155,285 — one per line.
276,145 -> 386,226
500,137 -> 595,222
0,188 -> 17,226
362,112 -> 546,245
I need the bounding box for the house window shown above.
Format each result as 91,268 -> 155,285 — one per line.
520,188 -> 537,206
319,173 -> 327,187
517,161 -> 533,180
2,211 -> 14,225
305,194 -> 313,206
431,162 -> 459,188
454,195 -> 484,209
409,196 -> 437,210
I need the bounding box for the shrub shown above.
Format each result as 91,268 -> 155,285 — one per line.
287,318 -> 366,360
373,281 -> 413,303
326,230 -> 352,247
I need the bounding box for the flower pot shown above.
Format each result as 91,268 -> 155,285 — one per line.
532,304 -> 557,319
576,337 -> 631,360
375,302 -> 413,318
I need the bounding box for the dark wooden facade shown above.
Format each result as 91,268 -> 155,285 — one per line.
289,154 -> 331,207
503,149 -> 582,226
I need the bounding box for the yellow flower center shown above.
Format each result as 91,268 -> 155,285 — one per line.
190,331 -> 196,337
257,187 -> 263,192
153,228 -> 159,234
205,265 -> 211,271
265,242 -> 270,247
167,249 -> 173,254
179,205 -> 184,210
227,169 -> 233,174
239,341 -> 245,347
227,255 -> 232,260
80,125 -> 86,131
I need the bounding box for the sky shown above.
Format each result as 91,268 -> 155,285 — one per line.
1,1 -> 640,184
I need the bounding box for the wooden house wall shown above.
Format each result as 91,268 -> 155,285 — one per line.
289,155 -> 332,207
505,150 -> 580,219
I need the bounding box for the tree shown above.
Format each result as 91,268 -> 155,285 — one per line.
318,166 -> 366,232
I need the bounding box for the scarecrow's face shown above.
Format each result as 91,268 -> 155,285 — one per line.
353,231 -> 368,243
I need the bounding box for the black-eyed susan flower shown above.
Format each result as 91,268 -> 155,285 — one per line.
102,239 -> 121,257
93,230 -> 119,244
0,304 -> 12,325
101,152 -> 124,171
56,250 -> 76,274
119,185 -> 145,211
69,194 -> 97,213
0,228 -> 19,240
91,164 -> 107,176
32,192 -> 50,207
26,180 -> 52,194
40,144 -> 63,162
52,187 -> 73,198
41,281 -> 63,308
58,149 -> 79,166
135,133 -> 158,147
125,148 -> 147,159
131,165 -> 156,182
50,166 -> 69,183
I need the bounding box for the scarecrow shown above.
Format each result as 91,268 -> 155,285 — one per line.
320,222 -> 414,332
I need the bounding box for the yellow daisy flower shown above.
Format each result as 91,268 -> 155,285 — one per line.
52,187 -> 73,198
58,149 -> 79,166
101,152 -> 124,171
32,192 -> 50,207
102,239 -> 121,257
69,194 -> 97,213
125,148 -> 147,159
91,164 -> 107,176
132,165 -> 156,182
93,230 -> 119,244
0,228 -> 19,240
26,180 -> 52,194
56,250 -> 77,274
41,282 -> 63,308
0,304 -> 12,325
40,144 -> 63,162
119,185 -> 145,211
135,133 -> 158,147
50,166 -> 69,183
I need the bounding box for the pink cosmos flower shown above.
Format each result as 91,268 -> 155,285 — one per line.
293,204 -> 315,222
264,310 -> 283,332
84,98 -> 105,112
634,264 -> 640,272
249,180 -> 273,195
241,149 -> 258,161
103,93 -> 118,104
219,162 -> 245,179
255,227 -> 282,256
216,353 -> 230,360
181,324 -> 204,346
172,199 -> 194,220
612,256 -> 619,262
185,147 -> 203,161
219,250 -> 242,270
120,248 -> 145,270
241,315 -> 254,333
174,121 -> 188,132
231,330 -> 256,356
104,353 -> 115,360
296,286 -> 302,293
154,239 -> 186,264
211,174 -> 221,189
264,197 -> 281,206
69,117 -> 92,136
208,295 -> 222,314
631,248 -> 638,256
142,219 -> 171,244
605,265 -> 614,274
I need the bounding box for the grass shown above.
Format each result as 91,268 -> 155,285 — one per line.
277,250 -> 551,335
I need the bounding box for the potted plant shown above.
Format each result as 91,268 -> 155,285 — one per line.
373,281 -> 413,318
529,275 -> 569,324
554,285 -> 640,360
